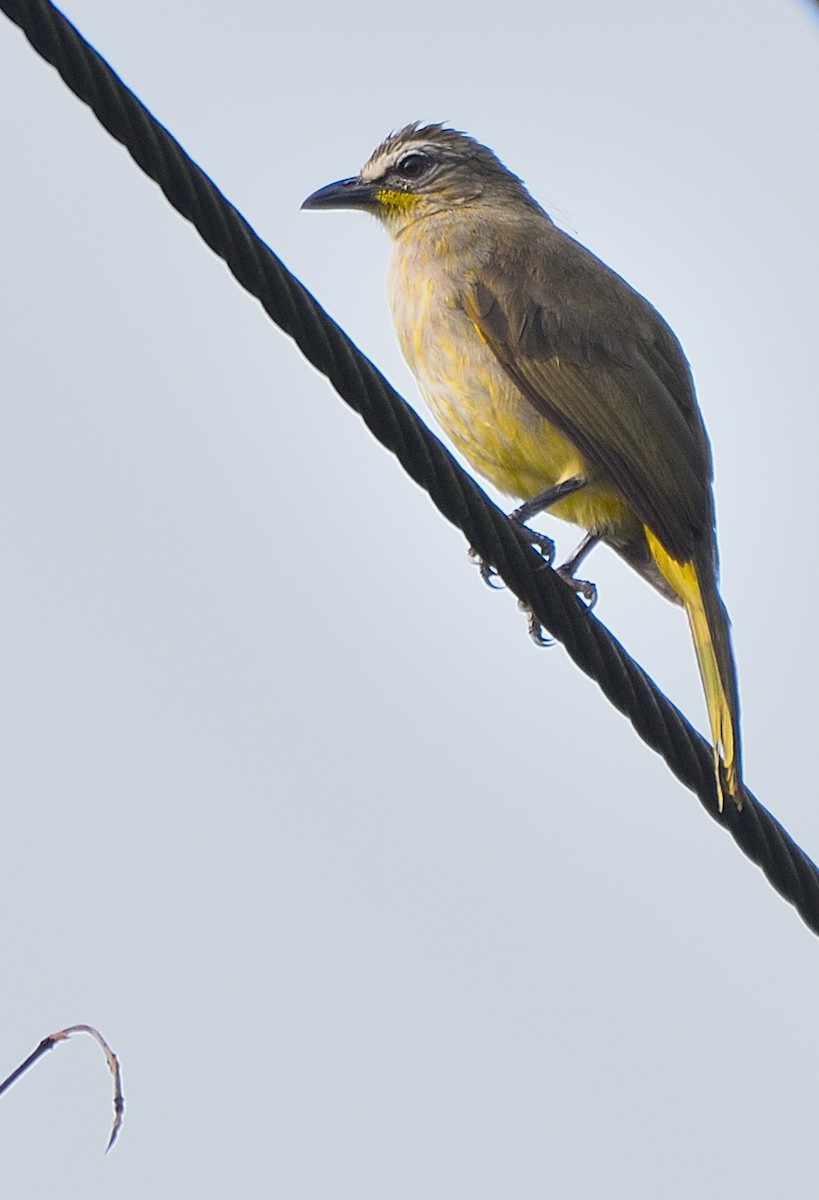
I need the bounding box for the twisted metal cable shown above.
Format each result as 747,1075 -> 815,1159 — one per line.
3,0 -> 818,934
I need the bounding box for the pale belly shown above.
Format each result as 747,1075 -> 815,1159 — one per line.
388,262 -> 634,537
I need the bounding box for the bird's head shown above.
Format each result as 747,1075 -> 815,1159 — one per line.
302,123 -> 540,235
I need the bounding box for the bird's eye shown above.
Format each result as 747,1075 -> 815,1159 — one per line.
396,152 -> 428,180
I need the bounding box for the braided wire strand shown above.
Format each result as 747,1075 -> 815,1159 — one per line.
2,0 -> 818,934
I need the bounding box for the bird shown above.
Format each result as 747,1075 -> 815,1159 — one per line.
303,122 -> 744,810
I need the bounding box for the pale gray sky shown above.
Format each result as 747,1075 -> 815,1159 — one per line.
1,1 -> 818,1196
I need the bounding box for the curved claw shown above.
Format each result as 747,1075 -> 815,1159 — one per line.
467,546 -> 505,590
519,599 -> 554,647
557,568 -> 598,610
524,528 -> 556,566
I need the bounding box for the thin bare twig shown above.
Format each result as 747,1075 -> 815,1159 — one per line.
0,1024 -> 124,1151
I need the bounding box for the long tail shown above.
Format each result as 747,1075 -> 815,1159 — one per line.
644,530 -> 742,810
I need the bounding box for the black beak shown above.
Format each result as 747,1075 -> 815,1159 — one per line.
301,176 -> 378,211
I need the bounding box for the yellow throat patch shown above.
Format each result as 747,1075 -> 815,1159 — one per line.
376,188 -> 422,212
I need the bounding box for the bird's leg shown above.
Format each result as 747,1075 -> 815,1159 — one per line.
507,475 -> 587,566
519,530 -> 598,646
556,532 -> 599,608
470,476 -> 598,641
513,480 -> 599,648
468,475 -> 590,592
506,472 -> 595,609
509,475 -> 587,527
512,479 -> 599,608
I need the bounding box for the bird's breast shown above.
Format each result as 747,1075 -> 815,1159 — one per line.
386,238 -> 631,535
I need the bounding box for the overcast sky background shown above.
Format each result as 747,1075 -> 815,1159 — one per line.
1,1 -> 818,1196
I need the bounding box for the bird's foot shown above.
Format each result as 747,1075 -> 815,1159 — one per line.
523,526 -> 557,566
519,599 -> 554,647
468,523 -> 555,590
467,546 -> 504,589
556,567 -> 598,610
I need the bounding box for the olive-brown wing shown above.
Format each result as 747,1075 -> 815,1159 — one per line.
463,240 -> 716,564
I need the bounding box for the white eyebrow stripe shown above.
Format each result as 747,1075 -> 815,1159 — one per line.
359,141 -> 435,182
